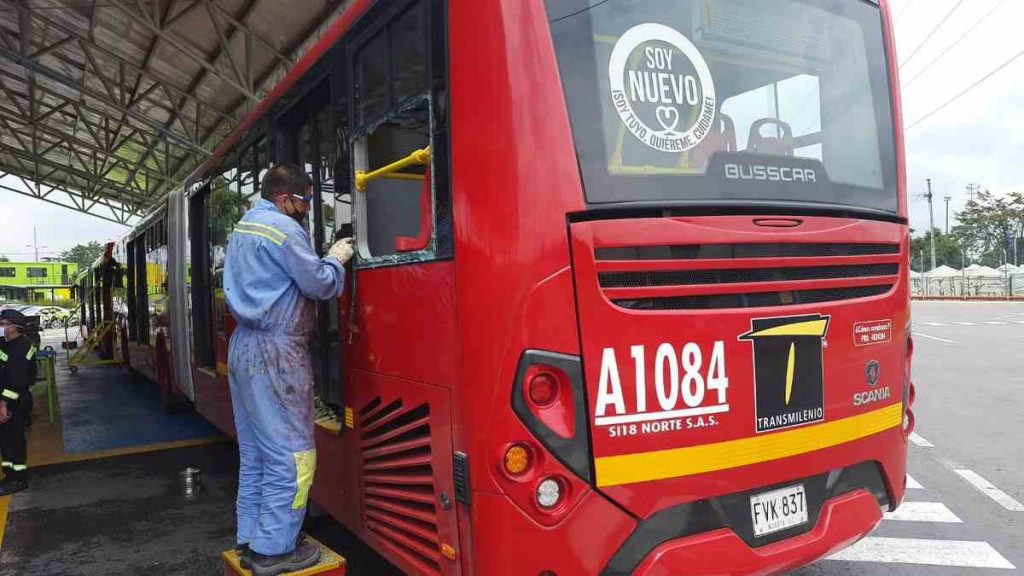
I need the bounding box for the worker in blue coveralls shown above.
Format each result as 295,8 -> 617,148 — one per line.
223,163 -> 354,576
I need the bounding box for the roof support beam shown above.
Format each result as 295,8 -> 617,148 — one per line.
0,47 -> 211,155
8,2 -> 238,124
0,141 -> 150,205
109,0 -> 260,102
130,0 -> 267,192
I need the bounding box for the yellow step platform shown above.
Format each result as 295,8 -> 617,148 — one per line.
222,538 -> 347,576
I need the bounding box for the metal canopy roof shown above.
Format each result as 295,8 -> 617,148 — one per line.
0,0 -> 348,224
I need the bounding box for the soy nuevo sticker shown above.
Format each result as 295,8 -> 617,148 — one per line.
608,23 -> 717,153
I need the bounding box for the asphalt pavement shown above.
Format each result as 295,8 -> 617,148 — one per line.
794,300 -> 1024,574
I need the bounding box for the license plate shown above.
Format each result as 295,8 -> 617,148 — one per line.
750,484 -> 808,537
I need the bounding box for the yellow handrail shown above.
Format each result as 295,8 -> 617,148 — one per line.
355,146 -> 431,191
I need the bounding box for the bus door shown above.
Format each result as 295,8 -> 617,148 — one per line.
278,80 -> 345,405
342,0 -> 462,572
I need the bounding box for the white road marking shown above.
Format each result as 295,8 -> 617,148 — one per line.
909,432 -> 934,447
828,537 -> 1016,569
921,322 -> 948,327
1014,320 -> 1024,324
954,321 -> 979,326
905,474 -> 923,489
883,501 -> 961,523
984,321 -> 1008,325
912,332 -> 956,344
954,469 -> 1024,512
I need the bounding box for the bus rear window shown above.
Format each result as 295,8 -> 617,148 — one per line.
546,0 -> 898,213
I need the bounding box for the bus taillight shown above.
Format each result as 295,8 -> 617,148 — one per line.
511,351 -> 592,484
902,334 -> 915,435
504,443 -> 533,476
528,372 -> 559,408
536,476 -> 567,510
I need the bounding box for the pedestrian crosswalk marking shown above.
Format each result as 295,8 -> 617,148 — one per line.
955,469 -> 1024,512
984,321 -> 1008,325
883,501 -> 961,523
909,432 -> 934,447
828,537 -> 1015,569
955,321 -> 979,326
921,322 -> 948,327
905,474 -> 923,489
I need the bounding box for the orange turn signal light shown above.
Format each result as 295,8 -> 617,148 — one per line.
504,444 -> 531,475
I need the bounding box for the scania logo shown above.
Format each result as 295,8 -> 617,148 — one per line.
866,360 -> 880,388
854,360 -> 891,407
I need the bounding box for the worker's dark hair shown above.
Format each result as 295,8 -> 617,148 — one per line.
261,163 -> 313,200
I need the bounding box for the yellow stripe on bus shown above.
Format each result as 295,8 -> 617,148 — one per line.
595,403 -> 903,488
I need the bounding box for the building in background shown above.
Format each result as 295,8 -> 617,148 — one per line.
0,260 -> 79,302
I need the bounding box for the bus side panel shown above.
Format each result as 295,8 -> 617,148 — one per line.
448,0 -> 590,571
347,369 -> 461,576
193,367 -> 234,436
473,492 -> 634,576
311,423 -> 363,531
337,261 -> 460,575
347,262 -> 457,386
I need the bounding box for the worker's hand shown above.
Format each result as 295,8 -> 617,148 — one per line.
0,401 -> 9,424
329,237 -> 355,264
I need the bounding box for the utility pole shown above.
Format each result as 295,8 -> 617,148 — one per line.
33,227 -> 38,262
944,196 -> 952,234
966,183 -> 978,203
926,179 -> 937,271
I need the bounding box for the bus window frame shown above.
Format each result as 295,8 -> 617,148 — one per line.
345,0 -> 452,270
188,181 -> 216,368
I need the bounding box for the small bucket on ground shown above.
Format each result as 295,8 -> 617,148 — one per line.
180,467 -> 202,498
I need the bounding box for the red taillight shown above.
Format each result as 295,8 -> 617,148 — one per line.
528,372 -> 559,407
904,335 -> 914,390
903,334 -> 915,435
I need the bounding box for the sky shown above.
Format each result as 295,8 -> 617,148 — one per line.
1,0 -> 1023,256
893,0 -> 1024,233
0,183 -> 130,262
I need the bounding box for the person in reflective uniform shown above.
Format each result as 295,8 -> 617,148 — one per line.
224,164 -> 354,575
0,309 -> 36,496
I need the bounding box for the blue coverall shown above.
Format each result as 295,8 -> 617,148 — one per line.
223,199 -> 346,556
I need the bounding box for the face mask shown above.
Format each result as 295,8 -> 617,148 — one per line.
282,197 -> 309,226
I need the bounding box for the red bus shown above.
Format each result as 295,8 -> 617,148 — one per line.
100,0 -> 914,573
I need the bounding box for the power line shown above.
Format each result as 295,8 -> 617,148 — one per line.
899,0 -> 966,70
895,0 -> 918,22
903,0 -> 1009,88
907,44 -> 1024,131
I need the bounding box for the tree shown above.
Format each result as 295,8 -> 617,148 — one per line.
910,229 -> 965,271
0,255 -> 8,262
60,241 -> 107,270
952,189 -> 1021,267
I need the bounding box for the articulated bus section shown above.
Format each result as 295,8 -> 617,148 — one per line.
79,0 -> 912,574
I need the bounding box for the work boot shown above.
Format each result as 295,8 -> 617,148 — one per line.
238,533 -> 307,570
0,478 -> 28,496
248,539 -> 321,576
235,544 -> 251,570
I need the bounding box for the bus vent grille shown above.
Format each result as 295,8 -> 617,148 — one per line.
359,397 -> 441,575
595,242 -> 901,310
595,243 -> 900,261
613,285 -> 892,310
599,264 -> 899,288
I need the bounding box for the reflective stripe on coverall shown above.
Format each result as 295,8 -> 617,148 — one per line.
224,199 -> 346,556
